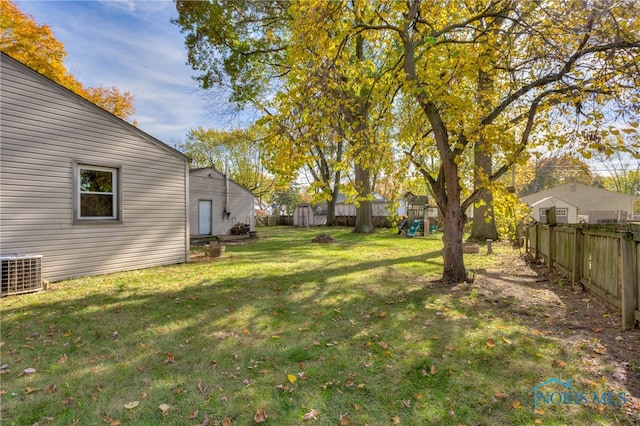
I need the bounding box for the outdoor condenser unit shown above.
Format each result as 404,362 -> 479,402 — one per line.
1,254 -> 43,296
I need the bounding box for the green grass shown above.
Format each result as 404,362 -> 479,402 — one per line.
0,227 -> 634,425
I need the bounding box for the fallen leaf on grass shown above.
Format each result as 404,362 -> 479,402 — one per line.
223,418 -> 232,426
287,374 -> 297,383
339,413 -> 351,425
593,346 -> 606,355
25,385 -> 40,394
123,401 -> 139,410
511,400 -> 522,409
502,336 -> 512,345
188,409 -> 199,419
165,353 -> 176,364
101,416 -> 121,426
197,382 -> 209,395
303,409 -> 320,420
392,415 -> 401,424
486,338 -> 496,348
552,359 -> 566,368
159,404 -> 170,416
495,391 -> 509,399
18,367 -> 36,376
254,408 -> 267,423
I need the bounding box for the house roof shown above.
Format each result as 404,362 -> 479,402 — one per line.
1,52 -> 189,163
189,167 -> 256,197
529,196 -> 578,209
521,183 -> 634,211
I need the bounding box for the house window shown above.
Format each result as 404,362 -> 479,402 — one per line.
75,163 -> 121,222
540,207 -> 568,218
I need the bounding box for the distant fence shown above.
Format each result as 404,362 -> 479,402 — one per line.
256,215 -> 391,228
256,215 -> 293,226
527,223 -> 639,329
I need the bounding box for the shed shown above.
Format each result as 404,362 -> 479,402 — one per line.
189,168 -> 255,236
0,53 -> 190,284
521,183 -> 635,224
529,197 -> 578,224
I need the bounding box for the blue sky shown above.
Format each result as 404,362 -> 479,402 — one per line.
15,0 -> 239,146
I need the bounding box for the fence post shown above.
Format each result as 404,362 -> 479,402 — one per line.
534,224 -> 540,261
621,232 -> 637,330
572,226 -> 582,284
548,224 -> 556,271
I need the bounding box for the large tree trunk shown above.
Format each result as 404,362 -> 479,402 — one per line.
439,153 -> 468,282
403,25 -> 467,282
469,187 -> 499,242
441,198 -> 467,283
326,160 -> 342,226
353,164 -> 374,233
469,146 -> 499,241
469,68 -> 499,242
326,183 -> 339,226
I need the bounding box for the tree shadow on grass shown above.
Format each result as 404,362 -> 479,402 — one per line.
1,243 -> 637,425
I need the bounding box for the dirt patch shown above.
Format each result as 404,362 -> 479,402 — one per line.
312,233 -> 337,243
465,249 -> 640,419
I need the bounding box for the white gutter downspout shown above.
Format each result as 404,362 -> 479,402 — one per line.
224,158 -> 230,219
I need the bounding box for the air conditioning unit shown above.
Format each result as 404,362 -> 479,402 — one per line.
1,254 -> 43,297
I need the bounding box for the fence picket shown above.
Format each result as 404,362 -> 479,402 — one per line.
527,223 -> 639,330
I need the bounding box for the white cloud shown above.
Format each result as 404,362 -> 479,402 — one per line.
15,0 -> 214,143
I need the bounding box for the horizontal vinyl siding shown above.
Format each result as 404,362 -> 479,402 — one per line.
189,169 -> 255,235
0,55 -> 189,282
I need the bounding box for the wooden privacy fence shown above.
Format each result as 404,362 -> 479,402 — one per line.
527,224 -> 639,329
256,215 -> 293,226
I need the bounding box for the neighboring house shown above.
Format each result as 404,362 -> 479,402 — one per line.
189,168 -> 255,236
0,53 -> 190,284
528,196 -> 578,224
521,183 -> 635,224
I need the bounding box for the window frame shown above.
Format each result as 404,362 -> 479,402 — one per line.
73,161 -> 123,224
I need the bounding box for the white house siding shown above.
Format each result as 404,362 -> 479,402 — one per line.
0,54 -> 190,282
521,183 -> 634,223
529,197 -> 578,223
189,168 -> 255,236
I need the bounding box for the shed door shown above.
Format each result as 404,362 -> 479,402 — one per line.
199,200 -> 212,235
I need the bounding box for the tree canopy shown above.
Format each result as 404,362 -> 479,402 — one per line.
182,126 -> 275,199
1,0 -> 136,122
175,0 -> 640,283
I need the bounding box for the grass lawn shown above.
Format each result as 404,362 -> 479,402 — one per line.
1,227 -> 636,425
